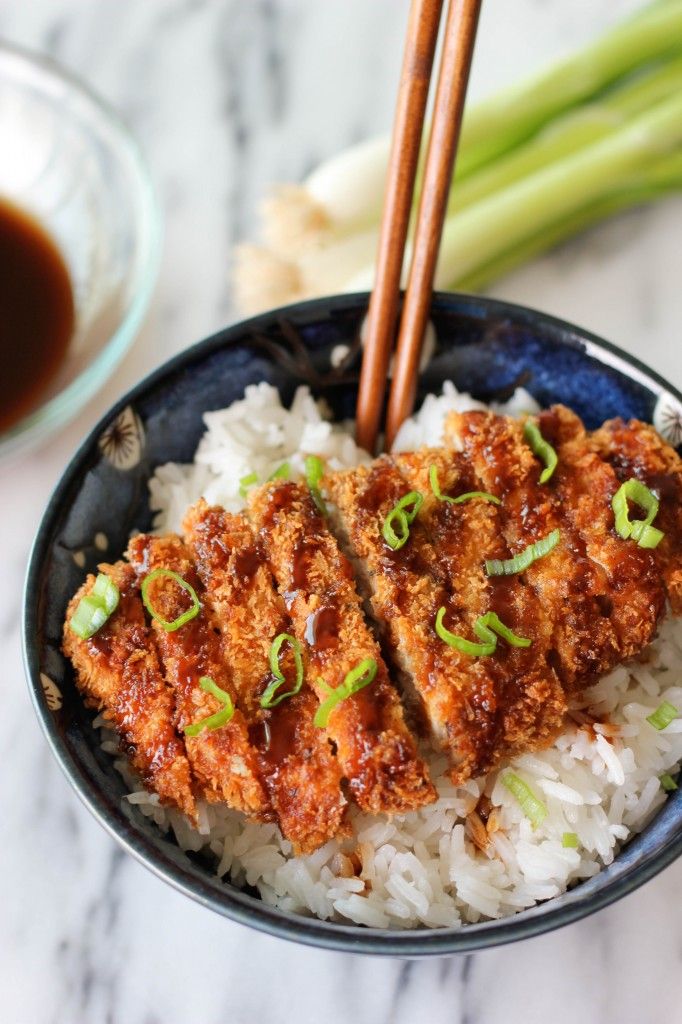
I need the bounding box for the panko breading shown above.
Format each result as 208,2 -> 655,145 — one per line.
249,480 -> 436,814
183,499 -> 347,854
127,533 -> 269,817
63,561 -> 196,820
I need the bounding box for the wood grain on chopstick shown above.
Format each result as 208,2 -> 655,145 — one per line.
385,0 -> 482,449
355,0 -> 444,454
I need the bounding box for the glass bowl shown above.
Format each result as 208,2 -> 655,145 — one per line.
0,41 -> 161,460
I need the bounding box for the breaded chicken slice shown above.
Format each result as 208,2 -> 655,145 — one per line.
63,561 -> 195,820
534,406 -> 665,656
183,499 -> 346,853
590,416 -> 682,613
445,409 -> 621,691
327,456 -> 511,783
394,447 -> 567,763
249,479 -> 436,815
127,533 -> 269,817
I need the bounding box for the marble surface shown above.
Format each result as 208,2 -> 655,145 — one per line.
2,1 -> 682,1021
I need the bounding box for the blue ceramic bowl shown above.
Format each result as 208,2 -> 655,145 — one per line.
23,292 -> 682,956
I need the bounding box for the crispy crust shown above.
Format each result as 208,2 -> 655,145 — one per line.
126,533 -> 269,817
182,499 -> 347,853
62,561 -> 196,820
590,416 -> 682,614
249,480 -> 436,814
395,447 -> 567,768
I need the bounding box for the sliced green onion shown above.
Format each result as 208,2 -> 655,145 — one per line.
239,472 -> 259,497
435,608 -> 531,657
268,462 -> 290,481
485,528 -> 561,576
184,676 -> 235,736
646,700 -> 679,731
141,568 -> 200,632
524,421 -> 558,484
260,633 -> 304,708
69,569 -> 121,639
562,831 -> 579,848
382,491 -> 423,550
305,454 -> 327,516
314,658 -> 377,728
429,464 -> 500,506
612,478 -> 663,549
502,773 -> 548,829
660,773 -> 678,792
91,573 -> 120,615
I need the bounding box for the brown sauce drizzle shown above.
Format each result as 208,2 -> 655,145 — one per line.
232,544 -> 262,580
304,604 -> 340,649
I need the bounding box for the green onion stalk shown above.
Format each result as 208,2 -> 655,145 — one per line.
233,2 -> 682,317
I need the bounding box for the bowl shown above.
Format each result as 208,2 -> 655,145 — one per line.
23,292 -> 682,955
0,41 -> 161,460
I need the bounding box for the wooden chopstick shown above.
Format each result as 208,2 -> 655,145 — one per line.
354,0 -> 444,454
355,0 -> 481,453
386,0 -> 482,449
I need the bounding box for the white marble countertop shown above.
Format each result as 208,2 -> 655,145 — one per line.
2,1 -> 681,1021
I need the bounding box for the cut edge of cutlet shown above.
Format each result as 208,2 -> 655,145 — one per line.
248,478 -> 437,816
182,498 -> 348,854
62,561 -> 197,821
126,532 -> 271,819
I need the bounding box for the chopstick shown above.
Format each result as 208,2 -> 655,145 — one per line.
354,0 -> 444,454
355,0 -> 482,453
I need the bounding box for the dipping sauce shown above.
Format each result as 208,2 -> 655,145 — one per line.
0,199 -> 74,432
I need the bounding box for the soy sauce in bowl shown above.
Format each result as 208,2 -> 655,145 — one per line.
0,199 -> 74,433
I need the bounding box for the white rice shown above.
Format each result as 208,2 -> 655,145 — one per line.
109,382 -> 681,929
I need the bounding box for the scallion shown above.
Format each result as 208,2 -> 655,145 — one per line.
646,700 -> 679,731
268,462 -> 290,481
239,472 -> 259,498
305,455 -> 327,516
502,773 -> 548,829
382,491 -> 423,550
485,528 -> 561,576
429,464 -> 500,506
562,831 -> 579,848
612,478 -> 664,549
69,573 -> 120,639
314,658 -> 378,728
260,633 -> 304,708
141,568 -> 200,632
435,608 -> 531,657
660,773 -> 678,792
523,421 -> 558,483
184,676 -> 235,737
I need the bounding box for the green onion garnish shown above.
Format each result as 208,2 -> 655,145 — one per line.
268,462 -> 290,481
428,464 -> 500,506
660,773 -> 678,792
435,608 -> 531,657
646,700 -> 679,731
260,633 -> 304,708
502,773 -> 548,829
239,472 -> 259,497
184,676 -> 235,736
69,573 -> 120,639
141,568 -> 200,632
612,478 -> 664,549
305,454 -> 327,516
485,528 -> 561,576
314,658 -> 378,728
524,421 -> 558,484
562,831 -> 579,848
382,491 -> 423,550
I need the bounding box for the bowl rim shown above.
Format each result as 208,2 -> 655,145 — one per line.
23,290 -> 682,956
0,39 -> 162,460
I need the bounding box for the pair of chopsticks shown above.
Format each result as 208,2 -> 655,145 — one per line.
355,0 -> 481,453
